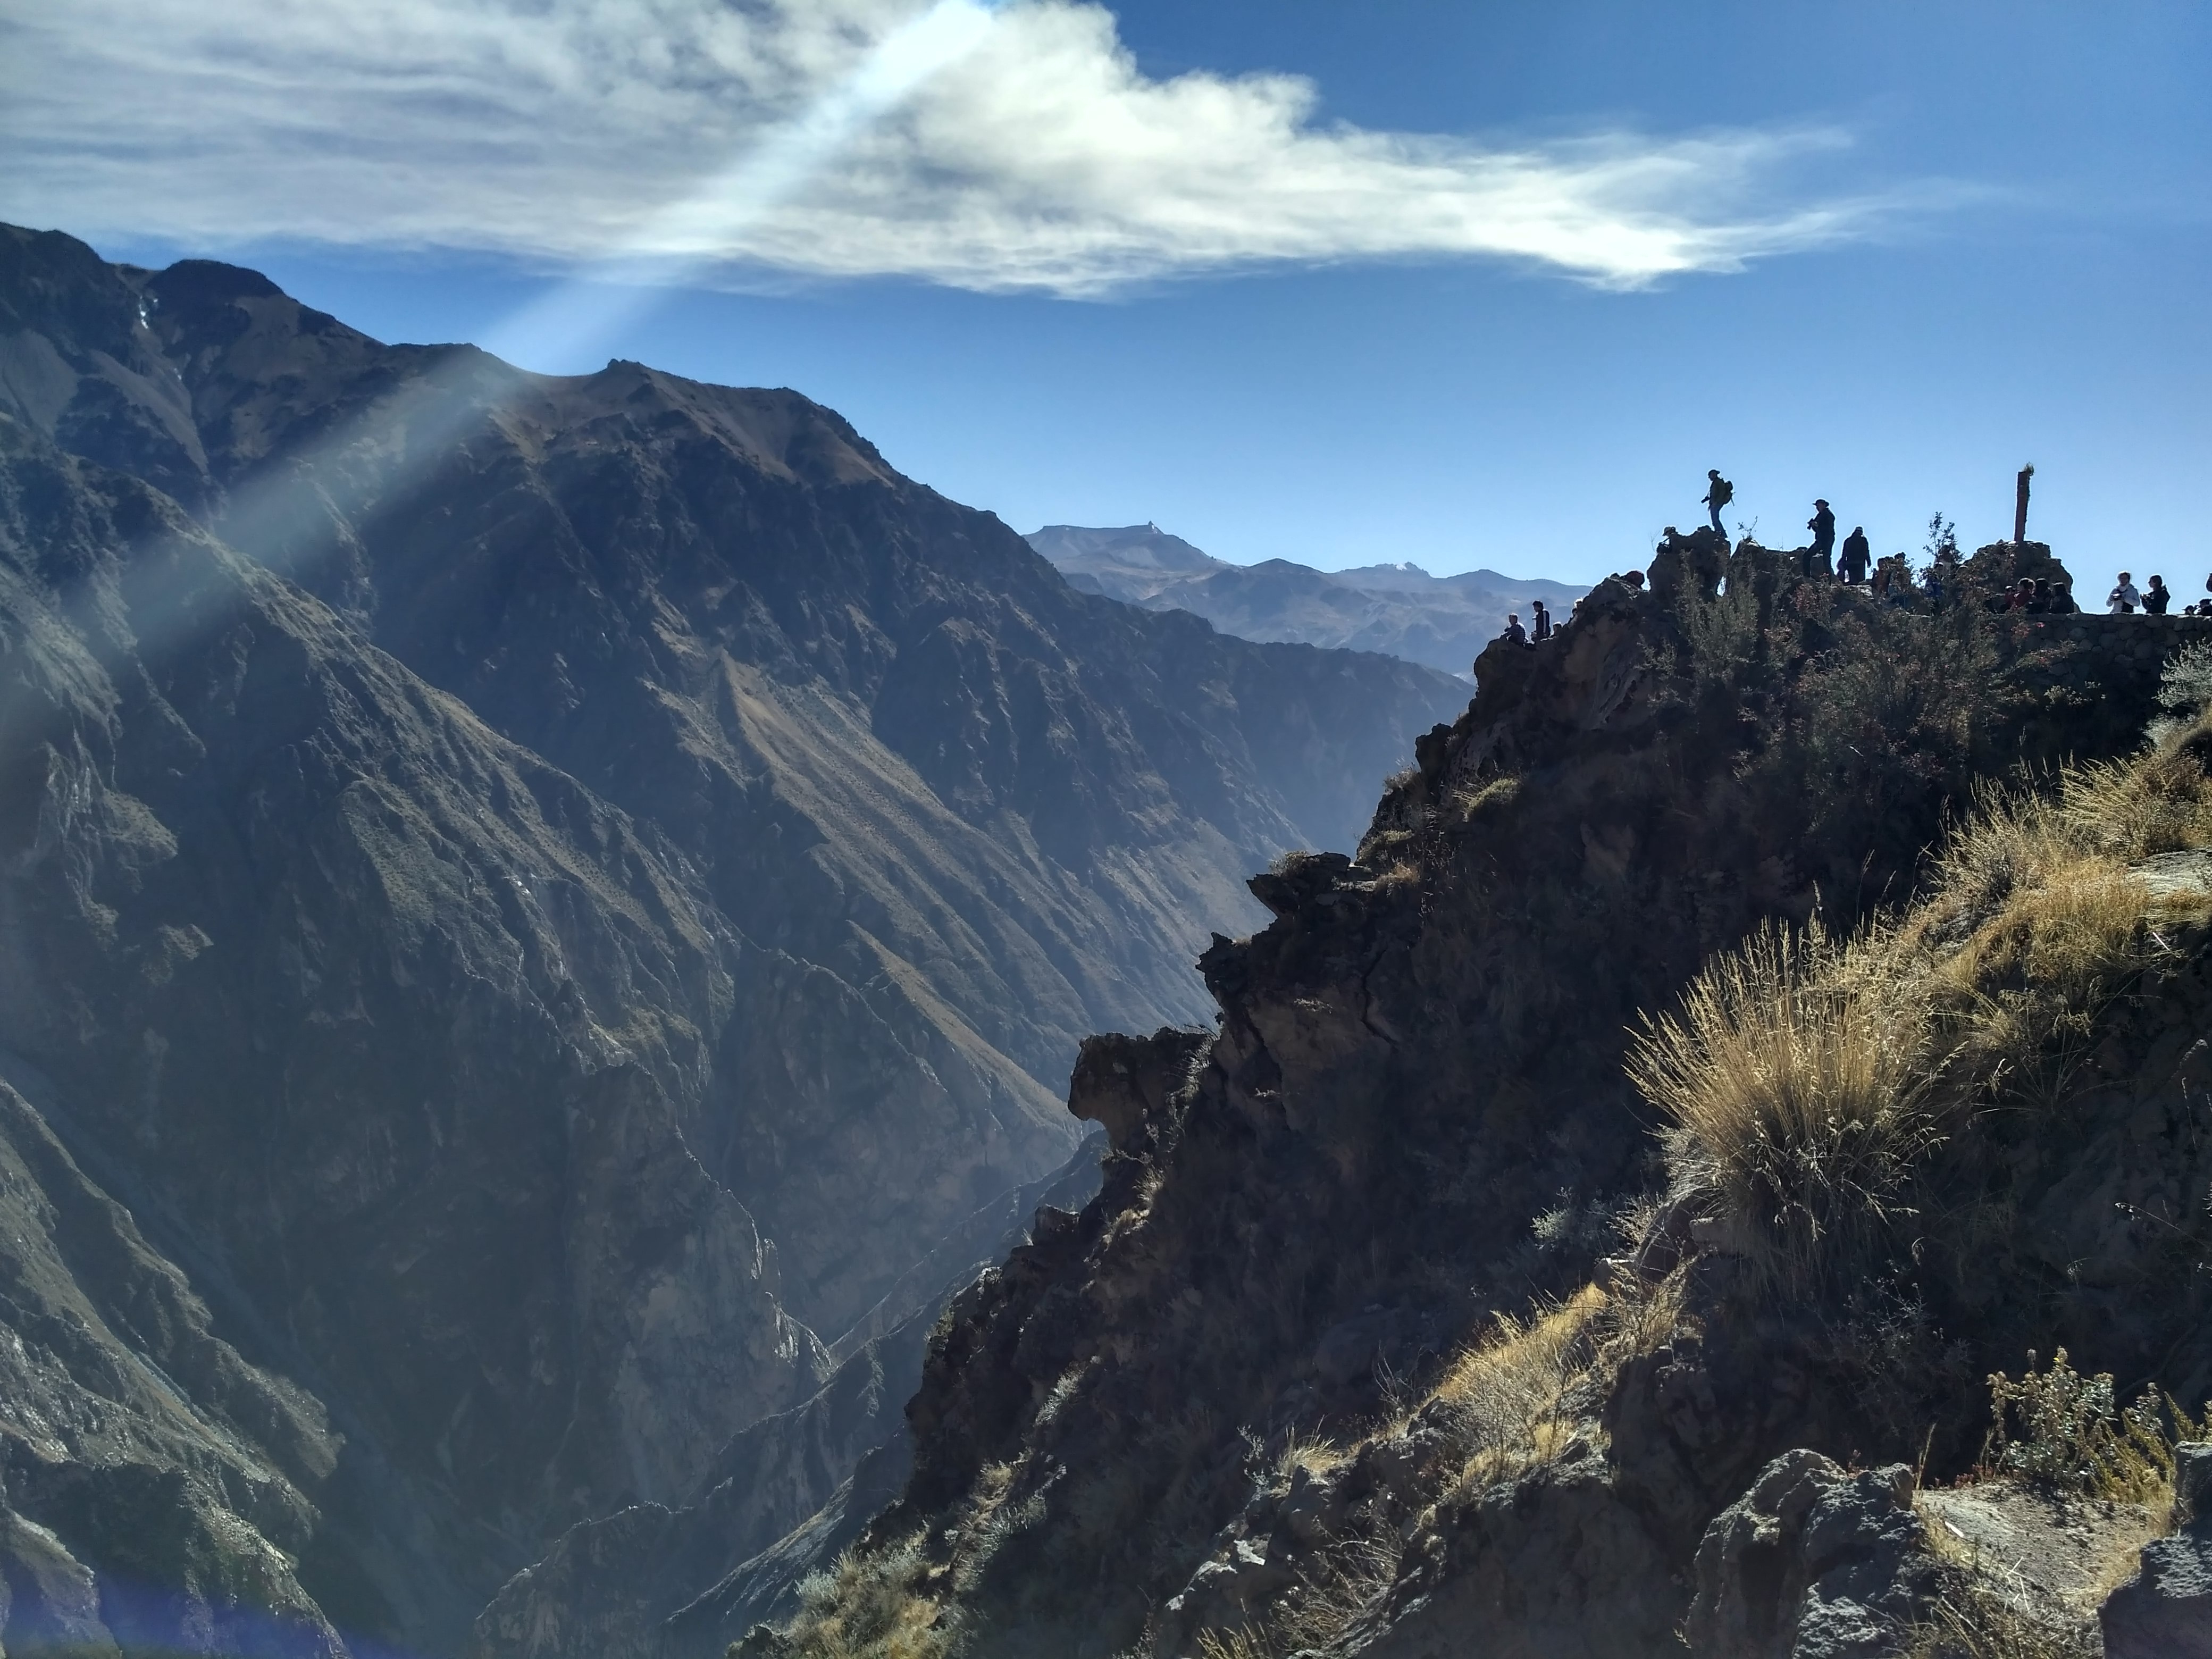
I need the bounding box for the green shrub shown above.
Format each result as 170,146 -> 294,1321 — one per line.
1980,1349 -> 2196,1504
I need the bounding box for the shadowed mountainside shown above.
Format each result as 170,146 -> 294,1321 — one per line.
0,222 -> 1469,1654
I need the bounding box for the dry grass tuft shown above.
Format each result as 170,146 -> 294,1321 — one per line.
1432,1283 -> 1609,1493
1630,923 -> 1942,1295
1901,1586 -> 2097,1659
1632,713 -> 2212,1293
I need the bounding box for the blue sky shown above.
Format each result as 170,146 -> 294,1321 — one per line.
5,1 -> 2205,594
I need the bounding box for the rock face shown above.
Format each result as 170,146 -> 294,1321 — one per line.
0,221 -> 1471,1654
1687,1453 -> 1938,1659
1029,523 -> 1583,678
2103,1445 -> 2212,1659
821,543 -> 2212,1657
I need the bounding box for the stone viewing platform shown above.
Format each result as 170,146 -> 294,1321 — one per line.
2027,609 -> 2212,654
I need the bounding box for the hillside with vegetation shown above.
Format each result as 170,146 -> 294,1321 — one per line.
747,530 -> 2212,1658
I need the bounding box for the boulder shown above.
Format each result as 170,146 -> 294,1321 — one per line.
1687,1452 -> 1938,1658
2101,1440 -> 2212,1659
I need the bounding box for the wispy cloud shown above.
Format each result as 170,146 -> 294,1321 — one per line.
2,0 -> 1903,295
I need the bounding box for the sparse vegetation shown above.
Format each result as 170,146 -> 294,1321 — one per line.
766,1535 -> 958,1659
1903,1585 -> 2097,1659
1630,921 -> 1941,1294
1981,1349 -> 2210,1507
1632,688 -> 2212,1292
1430,1283 -> 1609,1493
2144,640 -> 2212,749
1982,1350 -> 2164,1502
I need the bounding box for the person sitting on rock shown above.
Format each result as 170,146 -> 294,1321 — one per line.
1838,525 -> 1871,585
2003,580 -> 2027,613
1530,598 -> 1553,642
1501,612 -> 1528,647
2146,574 -> 2172,615
2109,572 -> 2141,613
1806,500 -> 1837,577
1703,470 -> 1733,536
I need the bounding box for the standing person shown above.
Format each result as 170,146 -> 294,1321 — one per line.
2146,575 -> 2172,615
1806,500 -> 1837,577
1702,470 -> 1733,536
1530,599 -> 1553,642
1838,525 -> 1871,584
2108,572 -> 2141,613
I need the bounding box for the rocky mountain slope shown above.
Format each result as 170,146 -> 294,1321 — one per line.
0,221 -> 1470,1654
764,533 -> 2212,1657
1029,524 -> 1583,678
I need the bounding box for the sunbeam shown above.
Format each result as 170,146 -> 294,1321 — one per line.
481,0 -> 1001,371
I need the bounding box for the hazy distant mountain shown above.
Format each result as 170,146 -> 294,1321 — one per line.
1028,523 -> 1586,677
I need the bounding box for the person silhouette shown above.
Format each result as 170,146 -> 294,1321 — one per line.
1806,500 -> 1836,577
1531,599 -> 1552,642
1702,470 -> 1733,536
1838,525 -> 1871,584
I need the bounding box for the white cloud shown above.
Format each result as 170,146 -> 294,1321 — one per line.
0,0 -> 1898,295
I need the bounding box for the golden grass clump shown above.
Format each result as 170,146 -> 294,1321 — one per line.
1432,1283 -> 1608,1491
1632,699 -> 2212,1292
1908,774 -> 2205,1105
1629,923 -> 1940,1294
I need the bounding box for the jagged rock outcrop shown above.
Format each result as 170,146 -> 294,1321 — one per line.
1688,1453 -> 1938,1659
813,541 -> 2212,1657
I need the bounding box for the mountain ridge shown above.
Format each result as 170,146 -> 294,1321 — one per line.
0,222 -> 1470,1653
1028,522 -> 1585,677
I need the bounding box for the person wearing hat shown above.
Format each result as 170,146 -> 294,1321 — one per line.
1702,469 -> 1733,536
1806,499 -> 1837,578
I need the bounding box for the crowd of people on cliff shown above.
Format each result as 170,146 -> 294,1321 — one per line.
1493,470 -> 2212,655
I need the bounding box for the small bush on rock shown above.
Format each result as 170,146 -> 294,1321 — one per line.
1980,1349 -> 2209,1507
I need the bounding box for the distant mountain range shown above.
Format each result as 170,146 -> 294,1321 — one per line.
1028,523 -> 1587,677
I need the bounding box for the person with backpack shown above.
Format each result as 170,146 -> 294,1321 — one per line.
1703,470 -> 1733,536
